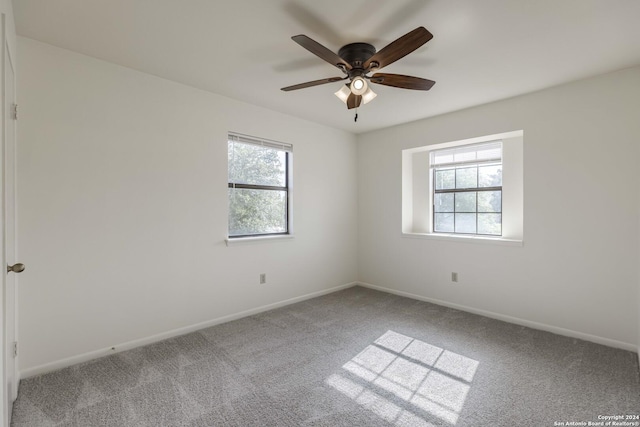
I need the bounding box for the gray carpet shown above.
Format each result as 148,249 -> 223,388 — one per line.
11,286 -> 640,426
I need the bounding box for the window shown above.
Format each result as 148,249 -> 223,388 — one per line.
431,142 -> 502,236
401,130 -> 523,244
228,133 -> 292,238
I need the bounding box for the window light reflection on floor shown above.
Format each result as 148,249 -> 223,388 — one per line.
325,330 -> 479,426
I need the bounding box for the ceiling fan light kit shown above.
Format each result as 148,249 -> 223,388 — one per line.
335,84 -> 377,106
350,76 -> 368,95
281,26 -> 436,117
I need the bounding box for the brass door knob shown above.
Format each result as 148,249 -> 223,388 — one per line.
7,263 -> 25,273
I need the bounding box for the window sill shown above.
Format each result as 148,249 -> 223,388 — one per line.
402,232 -> 522,247
225,234 -> 294,246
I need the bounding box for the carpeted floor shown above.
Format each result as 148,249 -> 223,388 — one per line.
11,286 -> 640,426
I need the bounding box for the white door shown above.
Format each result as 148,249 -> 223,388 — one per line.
2,27 -> 19,426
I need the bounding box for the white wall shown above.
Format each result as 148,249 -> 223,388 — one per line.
15,34 -> 640,377
16,37 -> 358,374
1,0 -> 16,59
357,66 -> 640,349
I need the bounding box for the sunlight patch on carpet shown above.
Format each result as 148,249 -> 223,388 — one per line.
326,330 -> 478,426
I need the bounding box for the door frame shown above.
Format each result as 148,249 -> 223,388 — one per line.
1,11 -> 18,427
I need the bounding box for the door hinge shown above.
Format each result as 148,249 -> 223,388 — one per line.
13,342 -> 17,358
11,104 -> 17,120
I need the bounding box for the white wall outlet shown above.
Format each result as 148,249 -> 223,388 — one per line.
451,272 -> 458,282
259,273 -> 266,284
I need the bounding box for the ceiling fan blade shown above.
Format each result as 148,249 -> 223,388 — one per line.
292,35 -> 352,70
370,73 -> 435,90
281,76 -> 346,91
364,27 -> 433,70
347,93 -> 362,109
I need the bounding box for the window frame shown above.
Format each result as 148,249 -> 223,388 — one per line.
227,133 -> 293,239
430,141 -> 503,237
432,161 -> 503,236
401,130 -> 523,245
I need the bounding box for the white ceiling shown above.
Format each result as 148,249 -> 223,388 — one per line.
13,0 -> 640,134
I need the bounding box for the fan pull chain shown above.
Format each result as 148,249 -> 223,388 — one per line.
354,108 -> 358,123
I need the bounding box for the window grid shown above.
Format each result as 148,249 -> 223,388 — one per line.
228,154 -> 290,238
228,134 -> 291,238
433,163 -> 502,236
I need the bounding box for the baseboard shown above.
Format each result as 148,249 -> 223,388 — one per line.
357,281 -> 638,353
21,280 -> 636,379
20,281 -> 359,379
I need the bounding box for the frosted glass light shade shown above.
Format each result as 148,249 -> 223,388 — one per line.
362,87 -> 377,104
334,85 -> 351,103
334,84 -> 377,105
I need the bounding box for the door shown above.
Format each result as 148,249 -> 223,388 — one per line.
2,23 -> 18,426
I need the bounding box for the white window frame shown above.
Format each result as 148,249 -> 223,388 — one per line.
431,141 -> 503,236
402,130 -> 523,246
227,132 -> 294,244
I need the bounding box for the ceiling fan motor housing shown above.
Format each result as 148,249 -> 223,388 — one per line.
338,43 -> 376,75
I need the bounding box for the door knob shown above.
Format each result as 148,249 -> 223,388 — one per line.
7,263 -> 25,273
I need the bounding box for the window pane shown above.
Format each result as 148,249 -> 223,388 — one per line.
477,191 -> 502,213
478,165 -> 502,187
455,192 -> 476,212
435,169 -> 455,190
434,193 -> 454,212
228,142 -> 286,187
455,213 -> 476,233
228,188 -> 286,236
478,213 -> 502,235
455,167 -> 477,189
434,213 -> 454,232
431,142 -> 501,166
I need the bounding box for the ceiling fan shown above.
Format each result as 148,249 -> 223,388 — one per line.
281,27 -> 435,110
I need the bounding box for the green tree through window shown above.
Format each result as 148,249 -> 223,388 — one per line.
228,134 -> 292,237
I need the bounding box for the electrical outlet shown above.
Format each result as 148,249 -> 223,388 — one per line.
451,272 -> 458,282
259,273 -> 266,284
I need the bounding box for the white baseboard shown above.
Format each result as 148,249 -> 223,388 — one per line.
357,281 -> 638,353
20,280 -> 637,379
20,282 -> 359,379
